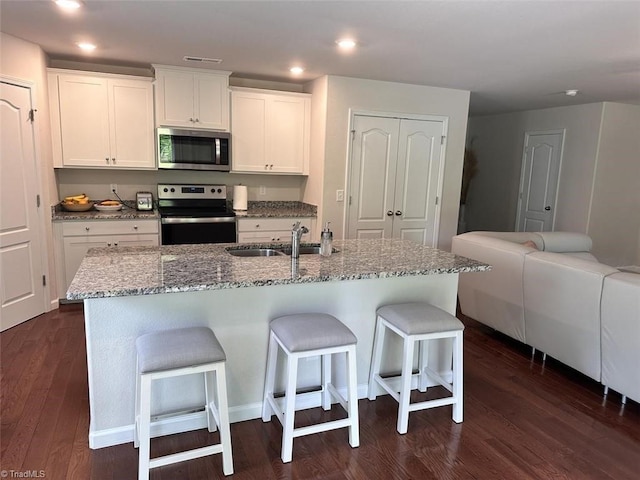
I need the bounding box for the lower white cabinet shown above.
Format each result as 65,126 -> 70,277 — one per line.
237,217 -> 314,244
55,219 -> 159,299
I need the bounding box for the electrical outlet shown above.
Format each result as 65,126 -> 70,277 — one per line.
336,189 -> 344,202
259,185 -> 266,196
110,184 -> 117,195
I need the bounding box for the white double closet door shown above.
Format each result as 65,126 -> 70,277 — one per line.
347,114 -> 446,246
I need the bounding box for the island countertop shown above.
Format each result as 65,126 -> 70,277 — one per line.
68,239 -> 489,300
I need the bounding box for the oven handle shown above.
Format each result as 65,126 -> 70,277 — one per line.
161,217 -> 236,224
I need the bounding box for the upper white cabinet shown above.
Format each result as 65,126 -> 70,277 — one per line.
153,65 -> 230,131
48,69 -> 155,169
231,87 -> 310,174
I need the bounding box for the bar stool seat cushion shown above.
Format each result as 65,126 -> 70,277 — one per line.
136,326 -> 226,373
270,313 -> 357,352
377,302 -> 464,335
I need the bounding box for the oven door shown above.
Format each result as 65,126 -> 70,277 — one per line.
161,217 -> 236,245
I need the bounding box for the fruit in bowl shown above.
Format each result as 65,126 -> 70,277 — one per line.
61,194 -> 94,211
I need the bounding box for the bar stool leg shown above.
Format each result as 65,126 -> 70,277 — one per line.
262,332 -> 278,422
321,354 -> 332,411
418,340 -> 429,392
281,351 -> 299,463
368,317 -> 386,401
452,331 -> 463,423
134,359 -> 141,448
138,374 -> 152,480
346,345 -> 360,447
397,335 -> 415,434
204,371 -> 217,433
215,365 -> 234,475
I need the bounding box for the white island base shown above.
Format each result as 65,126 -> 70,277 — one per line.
84,273 -> 459,449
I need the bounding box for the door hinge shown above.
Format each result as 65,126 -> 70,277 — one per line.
351,129 -> 356,140
435,196 -> 439,205
441,135 -> 445,145
28,109 -> 37,122
36,194 -> 41,208
42,275 -> 47,286
348,195 -> 352,206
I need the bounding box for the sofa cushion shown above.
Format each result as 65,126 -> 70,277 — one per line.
537,232 -> 592,253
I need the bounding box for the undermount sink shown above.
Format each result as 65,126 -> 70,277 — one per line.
225,248 -> 286,257
225,245 -> 339,257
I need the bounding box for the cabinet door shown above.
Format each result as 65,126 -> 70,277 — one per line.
108,79 -> 155,169
231,91 -> 267,172
57,75 -> 111,167
62,236 -> 110,291
156,70 -> 195,127
196,73 -> 229,130
267,95 -> 309,174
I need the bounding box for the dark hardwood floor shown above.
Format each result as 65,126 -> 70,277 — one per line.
2,304 -> 639,479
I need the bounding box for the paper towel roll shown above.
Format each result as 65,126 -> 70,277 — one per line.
233,185 -> 248,211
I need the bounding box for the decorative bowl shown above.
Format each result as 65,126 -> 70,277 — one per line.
61,202 -> 94,212
94,203 -> 123,212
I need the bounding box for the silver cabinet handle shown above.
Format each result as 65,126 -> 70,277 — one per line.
189,117 -> 194,122
107,242 -> 111,247
111,158 -> 116,164
545,206 -> 551,211
255,224 -> 260,228
269,164 -> 274,169
195,118 -> 199,123
114,242 -> 118,247
265,164 -> 269,169
387,211 -> 393,216
105,157 -> 109,164
133,225 -> 138,230
395,210 -> 402,216
85,226 -> 90,231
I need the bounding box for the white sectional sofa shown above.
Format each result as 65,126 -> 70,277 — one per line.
452,231 -> 639,404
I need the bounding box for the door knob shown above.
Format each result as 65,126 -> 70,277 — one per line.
395,210 -> 402,216
544,206 -> 551,211
387,210 -> 393,216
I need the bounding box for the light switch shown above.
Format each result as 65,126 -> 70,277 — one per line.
336,189 -> 344,202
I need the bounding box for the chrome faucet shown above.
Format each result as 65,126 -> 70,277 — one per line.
291,221 -> 309,259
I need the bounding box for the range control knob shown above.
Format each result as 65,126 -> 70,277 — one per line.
163,187 -> 168,193
170,188 -> 175,193
217,188 -> 222,193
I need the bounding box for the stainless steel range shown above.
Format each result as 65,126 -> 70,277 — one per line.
157,183 -> 236,245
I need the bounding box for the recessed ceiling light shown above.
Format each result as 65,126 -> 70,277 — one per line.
336,38 -> 357,50
77,42 -> 96,52
54,0 -> 82,10
290,66 -> 304,75
565,89 -> 579,97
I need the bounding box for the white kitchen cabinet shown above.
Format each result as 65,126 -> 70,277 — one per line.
153,65 -> 230,131
48,70 -> 155,169
231,88 -> 310,174
55,219 -> 159,299
237,217 -> 314,244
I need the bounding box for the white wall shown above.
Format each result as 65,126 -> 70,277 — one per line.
466,103 -> 604,232
466,101 -> 640,266
588,103 -> 640,266
315,75 -> 470,251
1,32 -> 58,308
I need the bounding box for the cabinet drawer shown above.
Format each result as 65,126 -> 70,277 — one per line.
237,217 -> 310,232
237,231 -> 291,244
62,219 -> 159,236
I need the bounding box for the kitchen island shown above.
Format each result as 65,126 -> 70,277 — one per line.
67,239 -> 489,448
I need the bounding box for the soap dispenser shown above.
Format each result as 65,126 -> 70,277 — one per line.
320,222 -> 333,256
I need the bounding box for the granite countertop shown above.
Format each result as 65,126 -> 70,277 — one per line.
52,201 -> 160,221
233,201 -> 317,218
67,238 -> 490,300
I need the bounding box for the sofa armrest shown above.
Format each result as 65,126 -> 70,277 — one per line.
601,272 -> 640,403
452,234 -> 532,342
523,252 -> 618,381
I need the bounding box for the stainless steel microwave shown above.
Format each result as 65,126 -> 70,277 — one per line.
157,128 -> 231,171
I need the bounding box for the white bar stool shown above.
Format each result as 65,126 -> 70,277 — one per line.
368,302 -> 464,434
262,313 -> 360,463
134,327 -> 233,479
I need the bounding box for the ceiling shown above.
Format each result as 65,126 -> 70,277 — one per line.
1,0 -> 639,116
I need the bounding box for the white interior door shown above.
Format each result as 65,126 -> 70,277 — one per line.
516,130 -> 564,232
347,114 -> 445,246
347,115 -> 399,239
392,119 -> 444,245
1,80 -> 45,331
